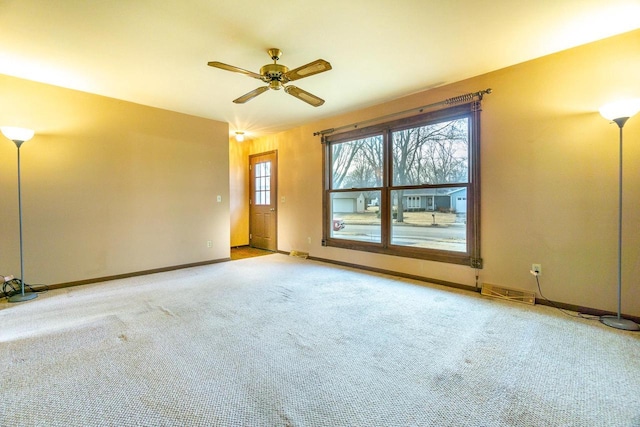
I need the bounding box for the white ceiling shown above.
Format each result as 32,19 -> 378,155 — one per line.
1,0 -> 639,139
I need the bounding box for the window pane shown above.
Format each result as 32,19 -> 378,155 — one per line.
330,190 -> 381,243
392,118 -> 469,186
332,135 -> 383,190
390,188 -> 467,252
255,161 -> 271,206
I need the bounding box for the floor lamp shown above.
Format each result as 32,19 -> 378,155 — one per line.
598,99 -> 640,331
1,126 -> 38,303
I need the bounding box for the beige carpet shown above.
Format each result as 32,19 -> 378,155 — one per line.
1,254 -> 639,426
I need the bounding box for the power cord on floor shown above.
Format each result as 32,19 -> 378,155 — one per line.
2,275 -> 48,300
530,270 -> 600,321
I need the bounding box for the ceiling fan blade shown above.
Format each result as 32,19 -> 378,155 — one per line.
285,59 -> 332,82
233,86 -> 269,104
284,85 -> 325,107
207,61 -> 264,80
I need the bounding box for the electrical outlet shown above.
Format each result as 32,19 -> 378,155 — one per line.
307,237 -> 311,244
532,264 -> 541,275
207,240 -> 212,248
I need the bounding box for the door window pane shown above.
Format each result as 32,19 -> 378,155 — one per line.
255,161 -> 271,205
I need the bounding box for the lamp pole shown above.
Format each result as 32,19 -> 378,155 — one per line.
598,100 -> 640,331
1,127 -> 37,302
11,139 -> 37,302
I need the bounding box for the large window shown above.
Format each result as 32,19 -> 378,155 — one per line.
323,103 -> 481,267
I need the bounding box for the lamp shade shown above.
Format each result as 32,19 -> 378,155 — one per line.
599,99 -> 640,121
1,126 -> 35,143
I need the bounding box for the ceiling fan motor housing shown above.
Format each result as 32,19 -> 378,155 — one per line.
260,63 -> 290,86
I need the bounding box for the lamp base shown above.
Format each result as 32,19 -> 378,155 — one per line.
600,315 -> 640,331
8,292 -> 37,303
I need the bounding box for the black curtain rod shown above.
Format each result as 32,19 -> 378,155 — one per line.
313,88 -> 492,137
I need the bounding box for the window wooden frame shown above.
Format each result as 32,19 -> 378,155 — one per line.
322,102 -> 482,267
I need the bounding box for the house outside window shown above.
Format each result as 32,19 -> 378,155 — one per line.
322,102 -> 481,267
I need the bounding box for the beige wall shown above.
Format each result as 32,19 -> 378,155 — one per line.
1,75 -> 230,285
232,29 -> 640,316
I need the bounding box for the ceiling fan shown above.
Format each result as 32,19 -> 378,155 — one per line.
207,48 -> 332,107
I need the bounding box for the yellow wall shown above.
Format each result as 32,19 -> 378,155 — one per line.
0,75 -> 230,285
233,29 -> 640,316
229,136 -> 249,247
